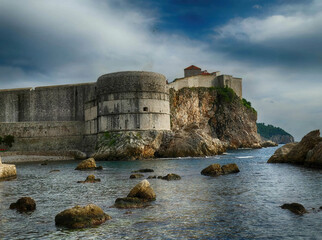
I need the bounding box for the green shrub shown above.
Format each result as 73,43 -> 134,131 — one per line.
1,135 -> 15,148
242,98 -> 257,114
216,86 -> 235,103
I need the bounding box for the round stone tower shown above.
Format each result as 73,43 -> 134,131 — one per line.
96,71 -> 170,132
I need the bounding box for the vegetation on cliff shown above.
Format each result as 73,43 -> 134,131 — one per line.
257,123 -> 294,143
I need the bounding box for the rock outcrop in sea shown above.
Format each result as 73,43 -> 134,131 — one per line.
114,179 -> 156,208
75,158 -> 102,170
201,163 -> 240,177
10,197 -> 36,213
93,87 -> 261,160
268,130 -> 322,168
55,204 -> 111,229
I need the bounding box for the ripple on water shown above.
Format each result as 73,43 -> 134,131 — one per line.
0,149 -> 321,239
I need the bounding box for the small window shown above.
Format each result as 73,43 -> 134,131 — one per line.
143,107 -> 148,111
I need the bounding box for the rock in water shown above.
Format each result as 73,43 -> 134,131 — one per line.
305,142 -> 322,168
201,164 -> 223,176
129,174 -> 144,179
55,204 -> 111,229
221,163 -> 240,174
161,173 -> 181,181
201,163 -> 240,177
115,180 -> 156,208
75,158 -> 102,170
10,197 -> 36,213
0,156 -> 17,180
261,140 -> 278,148
132,169 -> 154,173
268,143 -> 298,163
281,203 -> 307,215
127,179 -> 156,200
77,175 -> 101,183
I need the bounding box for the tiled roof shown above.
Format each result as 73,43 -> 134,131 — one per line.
184,65 -> 201,70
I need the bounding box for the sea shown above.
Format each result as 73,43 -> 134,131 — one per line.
0,146 -> 321,239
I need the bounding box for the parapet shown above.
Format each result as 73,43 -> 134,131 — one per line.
96,71 -> 167,94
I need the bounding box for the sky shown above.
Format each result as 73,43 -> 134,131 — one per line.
0,0 -> 321,140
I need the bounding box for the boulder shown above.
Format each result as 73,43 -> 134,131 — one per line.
286,130 -> 321,164
55,204 -> 111,229
268,143 -> 298,163
281,203 -> 307,215
10,197 -> 36,212
201,164 -> 223,176
75,158 -> 102,170
77,175 -> 101,183
221,163 -> 240,174
161,173 -> 181,181
305,142 -> 322,167
0,157 -> 17,180
201,163 -> 240,177
132,169 -> 154,173
147,175 -> 157,179
115,180 -> 156,208
261,140 -> 278,148
127,179 -> 156,200
114,197 -> 150,209
129,174 -> 144,179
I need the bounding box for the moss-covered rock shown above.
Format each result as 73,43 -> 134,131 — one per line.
10,197 -> 36,213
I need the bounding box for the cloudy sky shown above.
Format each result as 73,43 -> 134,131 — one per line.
1,0 -> 321,140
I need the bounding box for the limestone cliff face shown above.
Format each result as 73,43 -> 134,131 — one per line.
169,88 -> 261,149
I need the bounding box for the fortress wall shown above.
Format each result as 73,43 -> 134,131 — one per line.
0,121 -> 85,151
99,113 -> 170,131
169,75 -> 215,91
0,83 -> 96,122
217,75 -> 242,98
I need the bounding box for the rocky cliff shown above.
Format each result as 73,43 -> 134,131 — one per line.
93,87 -> 261,160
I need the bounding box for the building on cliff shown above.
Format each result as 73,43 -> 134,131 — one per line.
169,65 -> 242,98
0,71 -> 170,153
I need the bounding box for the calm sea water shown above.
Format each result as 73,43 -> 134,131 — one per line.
0,146 -> 321,240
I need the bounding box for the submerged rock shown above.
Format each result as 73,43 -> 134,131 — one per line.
201,163 -> 240,177
114,180 -> 156,208
10,197 -> 36,213
0,157 -> 17,180
130,174 -> 144,179
132,169 -> 154,173
77,175 -> 101,183
75,158 -> 102,170
161,173 -> 181,181
55,204 -> 111,229
281,203 -> 307,215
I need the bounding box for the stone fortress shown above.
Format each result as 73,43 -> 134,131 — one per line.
0,66 -> 242,154
169,65 -> 242,98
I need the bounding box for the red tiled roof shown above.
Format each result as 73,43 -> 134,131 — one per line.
184,65 -> 201,70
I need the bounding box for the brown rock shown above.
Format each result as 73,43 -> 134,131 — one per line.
0,157 -> 17,180
287,130 -> 321,164
201,163 -> 223,176
161,173 -> 181,181
55,204 -> 111,229
221,163 -> 240,174
127,179 -> 156,201
305,142 -> 322,168
114,197 -> 150,209
267,143 -> 298,163
130,174 -> 144,179
261,140 -> 278,148
10,197 -> 36,213
281,203 -> 307,215
77,175 -> 101,183
75,158 -> 102,170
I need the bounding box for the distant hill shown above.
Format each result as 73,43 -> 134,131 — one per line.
257,123 -> 294,144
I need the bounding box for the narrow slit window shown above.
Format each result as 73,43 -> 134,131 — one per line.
143,107 -> 148,111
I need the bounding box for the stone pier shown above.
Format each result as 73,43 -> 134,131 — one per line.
0,156 -> 17,180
